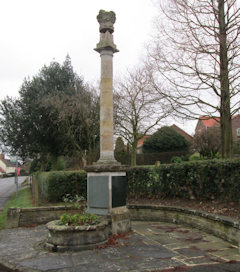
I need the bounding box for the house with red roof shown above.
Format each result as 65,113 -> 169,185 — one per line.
0,154 -> 16,176
136,135 -> 151,154
195,115 -> 240,142
170,124 -> 193,143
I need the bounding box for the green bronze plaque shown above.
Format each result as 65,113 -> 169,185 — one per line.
88,176 -> 109,208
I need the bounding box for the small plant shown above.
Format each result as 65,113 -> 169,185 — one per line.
60,212 -> 99,226
74,194 -> 85,203
189,152 -> 201,161
62,194 -> 85,208
171,156 -> 182,163
62,194 -> 74,203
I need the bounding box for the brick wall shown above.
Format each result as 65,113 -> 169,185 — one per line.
232,115 -> 240,142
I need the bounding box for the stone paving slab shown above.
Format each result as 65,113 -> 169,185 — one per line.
0,221 -> 240,272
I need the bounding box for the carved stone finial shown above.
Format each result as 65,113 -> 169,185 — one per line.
97,10 -> 116,34
95,10 -> 119,53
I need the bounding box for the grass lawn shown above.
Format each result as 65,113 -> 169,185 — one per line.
0,187 -> 34,229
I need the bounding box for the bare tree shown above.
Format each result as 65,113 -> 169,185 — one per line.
114,67 -> 172,166
147,0 -> 240,158
42,84 -> 99,164
193,128 -> 221,158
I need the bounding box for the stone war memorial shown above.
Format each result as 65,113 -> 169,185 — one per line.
85,10 -> 131,234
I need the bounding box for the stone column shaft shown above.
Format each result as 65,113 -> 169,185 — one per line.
93,10 -> 119,165
99,50 -> 115,162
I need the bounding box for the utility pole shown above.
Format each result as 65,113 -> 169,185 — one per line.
15,157 -> 18,197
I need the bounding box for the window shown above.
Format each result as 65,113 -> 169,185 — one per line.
237,128 -> 240,136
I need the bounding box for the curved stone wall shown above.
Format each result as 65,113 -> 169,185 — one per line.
128,204 -> 240,250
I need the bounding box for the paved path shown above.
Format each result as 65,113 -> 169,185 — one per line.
0,221 -> 239,272
0,177 -> 27,210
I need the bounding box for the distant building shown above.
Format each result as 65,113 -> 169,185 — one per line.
195,115 -> 240,142
195,116 -> 220,133
136,135 -> 151,154
0,154 -> 16,175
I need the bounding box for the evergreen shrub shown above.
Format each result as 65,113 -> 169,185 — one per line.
36,171 -> 87,202
127,159 -> 240,201
143,126 -> 190,153
35,159 -> 240,203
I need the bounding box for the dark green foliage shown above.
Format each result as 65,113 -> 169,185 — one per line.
233,142 -> 240,154
143,126 -> 189,153
0,56 -> 99,160
114,137 -> 126,156
126,167 -> 155,198
19,169 -> 28,176
51,156 -> 66,171
35,159 -> 240,204
171,156 -> 183,163
30,159 -> 41,174
114,136 -> 128,164
30,156 -> 52,173
127,159 -> 240,201
36,171 -> 87,202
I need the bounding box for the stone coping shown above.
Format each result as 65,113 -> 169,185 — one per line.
9,205 -> 81,212
128,204 -> 240,228
84,164 -> 128,172
127,204 -> 240,248
46,218 -> 111,232
6,205 -> 83,228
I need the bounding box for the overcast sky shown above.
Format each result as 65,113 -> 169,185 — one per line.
0,0 -> 196,134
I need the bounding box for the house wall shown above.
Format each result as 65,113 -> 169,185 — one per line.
195,116 -> 240,143
6,166 -> 15,174
0,159 -> 15,174
0,160 -> 7,173
195,120 -> 206,134
232,115 -> 240,142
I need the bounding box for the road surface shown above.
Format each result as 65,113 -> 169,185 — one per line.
0,176 -> 27,210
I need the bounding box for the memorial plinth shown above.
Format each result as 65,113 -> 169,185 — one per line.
86,10 -> 130,234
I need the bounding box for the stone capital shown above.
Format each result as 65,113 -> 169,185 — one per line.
97,10 -> 116,34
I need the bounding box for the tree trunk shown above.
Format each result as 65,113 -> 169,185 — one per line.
131,140 -> 137,167
219,0 -> 233,158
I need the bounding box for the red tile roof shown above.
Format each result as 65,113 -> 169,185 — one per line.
170,124 -> 193,142
200,116 -> 220,127
232,114 -> 240,120
137,135 -> 151,148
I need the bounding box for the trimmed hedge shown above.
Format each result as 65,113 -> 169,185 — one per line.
127,159 -> 240,201
35,159 -> 240,203
36,171 -> 87,202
